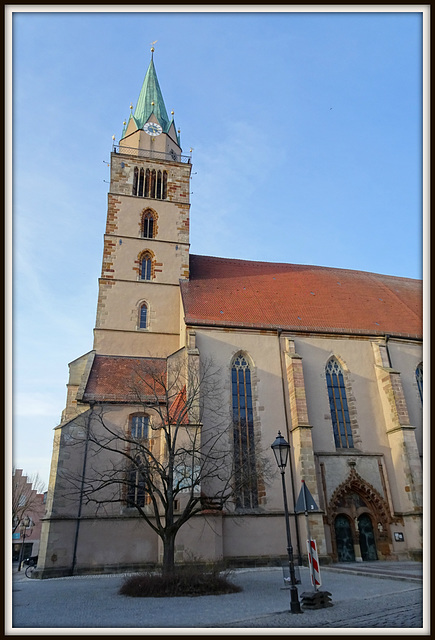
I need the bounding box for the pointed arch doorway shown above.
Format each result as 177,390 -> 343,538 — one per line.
329,467 -> 392,562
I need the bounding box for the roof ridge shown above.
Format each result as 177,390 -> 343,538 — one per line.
189,254 -> 421,282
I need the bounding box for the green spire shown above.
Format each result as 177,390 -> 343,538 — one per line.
133,52 -> 170,132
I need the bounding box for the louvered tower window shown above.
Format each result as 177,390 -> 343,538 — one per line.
132,167 -> 167,200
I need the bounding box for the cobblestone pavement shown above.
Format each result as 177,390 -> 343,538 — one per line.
215,586 -> 424,628
10,563 -> 427,632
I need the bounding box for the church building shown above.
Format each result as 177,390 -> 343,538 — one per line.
36,51 -> 423,578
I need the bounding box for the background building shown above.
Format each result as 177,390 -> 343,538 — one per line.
36,52 -> 423,578
12,469 -> 46,562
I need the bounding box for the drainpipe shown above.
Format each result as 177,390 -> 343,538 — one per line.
71,406 -> 92,576
277,329 -> 303,564
385,334 -> 392,368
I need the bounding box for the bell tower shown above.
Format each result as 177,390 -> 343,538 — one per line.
93,48 -> 192,358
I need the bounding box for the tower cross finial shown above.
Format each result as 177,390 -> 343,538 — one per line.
150,40 -> 157,57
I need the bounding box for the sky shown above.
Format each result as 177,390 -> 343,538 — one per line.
8,7 -> 427,489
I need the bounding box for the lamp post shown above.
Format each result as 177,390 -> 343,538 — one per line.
17,515 -> 31,572
271,431 -> 303,614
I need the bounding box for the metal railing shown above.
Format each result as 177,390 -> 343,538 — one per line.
112,144 -> 191,164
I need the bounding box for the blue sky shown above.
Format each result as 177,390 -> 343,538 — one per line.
8,8 -> 427,487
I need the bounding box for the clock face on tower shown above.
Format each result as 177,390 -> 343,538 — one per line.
143,122 -> 163,136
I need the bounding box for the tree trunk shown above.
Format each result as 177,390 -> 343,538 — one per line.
162,535 -> 176,575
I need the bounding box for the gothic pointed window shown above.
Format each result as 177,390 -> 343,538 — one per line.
139,303 -> 148,329
232,354 -> 258,509
416,363 -> 423,403
326,358 -> 354,448
126,415 -> 149,508
140,253 -> 152,280
133,168 -> 168,200
142,211 -> 154,239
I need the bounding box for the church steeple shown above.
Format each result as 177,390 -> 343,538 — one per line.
120,48 -> 181,151
133,50 -> 171,133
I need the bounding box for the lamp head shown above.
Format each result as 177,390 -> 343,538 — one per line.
271,431 -> 290,470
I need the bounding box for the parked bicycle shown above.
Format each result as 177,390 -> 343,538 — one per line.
23,555 -> 38,578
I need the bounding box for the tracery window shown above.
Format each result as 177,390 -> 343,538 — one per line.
132,167 -> 167,200
126,415 -> 149,508
139,303 -> 148,329
416,363 -> 423,403
326,358 -> 354,449
232,355 -> 258,509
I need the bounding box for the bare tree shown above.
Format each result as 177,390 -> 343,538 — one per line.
61,351 -> 272,574
12,469 -> 46,532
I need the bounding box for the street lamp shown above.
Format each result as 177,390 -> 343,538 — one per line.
271,431 -> 303,614
17,515 -> 31,572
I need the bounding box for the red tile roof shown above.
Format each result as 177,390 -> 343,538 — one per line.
180,255 -> 422,339
82,355 -> 167,403
168,385 -> 189,425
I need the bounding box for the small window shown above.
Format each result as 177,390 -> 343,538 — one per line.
140,255 -> 152,280
416,363 -> 423,403
142,212 -> 154,239
326,358 -> 354,449
139,303 -> 148,329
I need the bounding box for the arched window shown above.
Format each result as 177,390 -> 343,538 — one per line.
126,415 -> 149,508
139,303 -> 148,329
150,169 -> 156,198
131,414 -> 149,440
138,168 -> 145,197
132,167 -> 138,196
162,171 -> 167,199
326,358 -> 354,449
416,363 -> 423,403
140,253 -> 152,281
144,169 -> 150,197
157,170 -> 162,198
232,354 -> 258,509
142,211 -> 154,238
